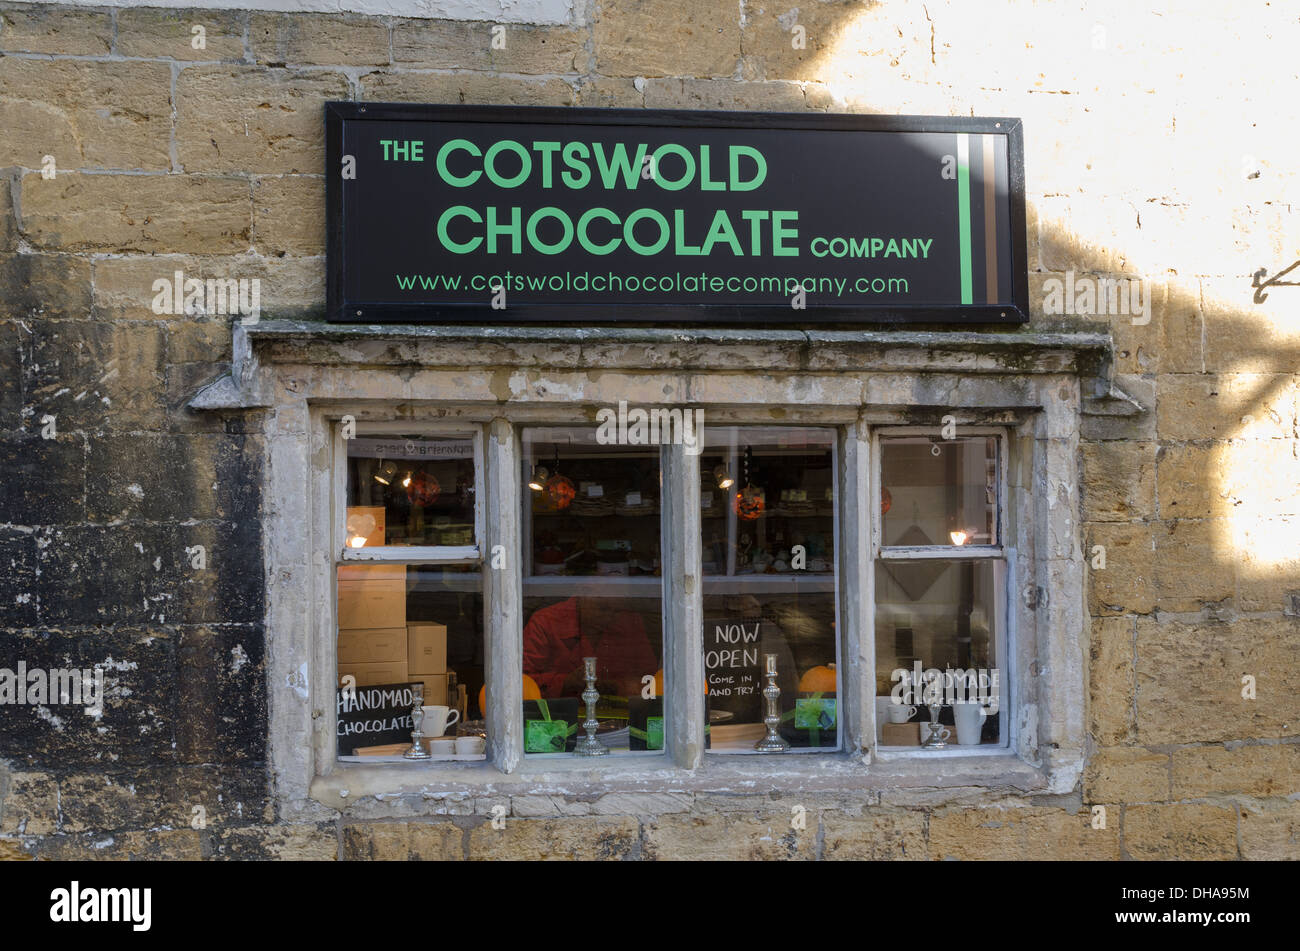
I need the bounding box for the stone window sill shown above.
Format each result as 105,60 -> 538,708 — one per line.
310,750 -> 1046,812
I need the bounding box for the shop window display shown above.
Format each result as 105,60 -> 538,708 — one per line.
700,427 -> 840,753
345,434 -> 477,549
520,428 -> 665,756
874,434 -> 1007,749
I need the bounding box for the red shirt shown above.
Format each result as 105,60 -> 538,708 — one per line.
523,598 -> 659,697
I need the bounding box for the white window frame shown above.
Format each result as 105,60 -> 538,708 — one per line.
695,424 -> 844,756
333,421 -> 485,566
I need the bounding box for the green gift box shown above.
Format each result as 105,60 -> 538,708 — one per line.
780,693 -> 838,748
525,718 -> 569,753
794,697 -> 836,730
523,698 -> 579,753
628,696 -> 664,751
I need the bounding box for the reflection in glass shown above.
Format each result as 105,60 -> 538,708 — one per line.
345,434 -> 476,547
700,427 -> 839,753
873,559 -> 1004,747
521,428 -> 664,755
880,436 -> 998,547
335,564 -> 483,758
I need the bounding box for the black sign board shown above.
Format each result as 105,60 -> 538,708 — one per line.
336,681 -> 417,755
704,617 -> 765,720
326,103 -> 1028,325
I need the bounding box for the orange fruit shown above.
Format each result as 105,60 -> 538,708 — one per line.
798,664 -> 837,694
479,674 -> 543,715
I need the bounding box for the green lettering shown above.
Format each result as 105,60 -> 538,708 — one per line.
437,139 -> 481,187
653,144 -> 696,191
729,145 -> 767,191
623,208 -> 670,255
577,207 -> 621,254
772,211 -> 798,256
700,209 -> 743,256
484,140 -> 531,188
437,205 -> 482,253
532,141 -> 561,188
593,142 -> 648,190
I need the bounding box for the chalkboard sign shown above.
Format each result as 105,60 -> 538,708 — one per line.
336,682 -> 417,755
704,617 -> 764,720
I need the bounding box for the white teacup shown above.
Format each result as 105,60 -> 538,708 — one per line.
887,702 -> 918,724
421,705 -> 460,738
954,702 -> 989,745
455,735 -> 485,756
427,737 -> 457,756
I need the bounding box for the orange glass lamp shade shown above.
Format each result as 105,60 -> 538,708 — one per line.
479,674 -> 542,715
733,486 -> 765,520
406,470 -> 440,506
798,664 -> 837,694
546,472 -> 576,509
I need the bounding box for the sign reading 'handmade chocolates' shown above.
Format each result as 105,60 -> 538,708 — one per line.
336,682 -> 417,755
326,104 -> 1028,324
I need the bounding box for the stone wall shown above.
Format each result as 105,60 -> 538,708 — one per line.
1,0 -> 1297,860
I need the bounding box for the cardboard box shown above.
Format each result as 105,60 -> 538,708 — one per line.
880,722 -> 923,746
338,661 -> 408,687
407,622 -> 448,675
345,506 -> 386,548
411,673 -> 448,706
337,627 -> 407,665
337,564 -> 407,630
337,563 -> 407,582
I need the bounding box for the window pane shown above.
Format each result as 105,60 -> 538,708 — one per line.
880,435 -> 998,547
345,434 -> 477,548
521,428 -> 664,756
336,564 -> 484,759
700,426 -> 839,753
873,559 -> 1004,747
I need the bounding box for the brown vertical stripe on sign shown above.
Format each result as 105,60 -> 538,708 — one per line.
983,134 -> 998,304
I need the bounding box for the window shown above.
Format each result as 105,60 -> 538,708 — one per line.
220,324 -> 1094,803
519,427 -> 665,757
328,419 -> 1016,764
873,431 -> 1009,751
700,427 -> 840,753
334,426 -> 486,760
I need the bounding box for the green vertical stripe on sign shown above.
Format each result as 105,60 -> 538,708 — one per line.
957,133 -> 973,305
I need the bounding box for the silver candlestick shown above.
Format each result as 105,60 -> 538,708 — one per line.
921,701 -> 950,748
574,656 -> 608,756
754,653 -> 790,752
403,682 -> 430,759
